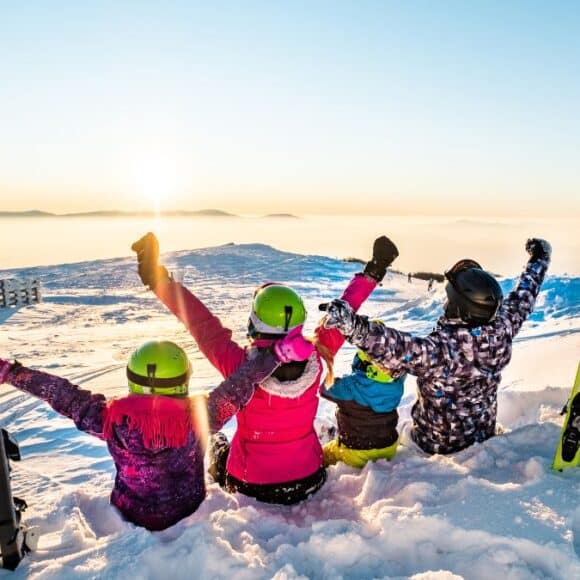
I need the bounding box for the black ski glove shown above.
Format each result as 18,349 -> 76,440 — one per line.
131,232 -> 171,290
363,236 -> 399,283
525,238 -> 552,261
318,299 -> 357,337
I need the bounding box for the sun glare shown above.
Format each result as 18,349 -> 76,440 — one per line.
129,156 -> 181,215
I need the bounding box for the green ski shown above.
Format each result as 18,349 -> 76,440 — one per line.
552,362 -> 580,471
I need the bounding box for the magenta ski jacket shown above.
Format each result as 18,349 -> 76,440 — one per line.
154,273 -> 376,485
1,350 -> 280,530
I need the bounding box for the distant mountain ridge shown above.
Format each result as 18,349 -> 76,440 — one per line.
0,209 -> 300,218
0,210 -> 55,217
65,209 -> 236,218
264,213 -> 299,219
0,209 -> 236,218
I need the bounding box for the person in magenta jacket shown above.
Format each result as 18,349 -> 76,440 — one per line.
0,332 -> 314,530
132,234 -> 399,504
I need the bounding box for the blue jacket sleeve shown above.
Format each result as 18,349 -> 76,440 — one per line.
321,376 -> 356,403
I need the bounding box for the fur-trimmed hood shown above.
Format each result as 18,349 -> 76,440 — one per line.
259,353 -> 320,398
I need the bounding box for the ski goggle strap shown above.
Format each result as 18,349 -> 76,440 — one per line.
248,310 -> 290,336
126,366 -> 191,389
353,355 -> 372,374
353,354 -> 394,383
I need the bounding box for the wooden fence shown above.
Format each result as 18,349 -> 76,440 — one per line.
0,279 -> 42,309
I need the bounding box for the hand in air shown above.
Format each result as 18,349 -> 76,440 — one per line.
0,359 -> 12,384
132,232 -> 159,261
131,232 -> 170,289
363,236 -> 399,283
318,299 -> 357,336
525,238 -> 551,261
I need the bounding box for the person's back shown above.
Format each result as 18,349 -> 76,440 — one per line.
410,315 -> 517,454
321,238 -> 551,455
322,349 -> 405,468
0,340 -> 291,529
104,395 -> 205,530
226,353 -> 323,493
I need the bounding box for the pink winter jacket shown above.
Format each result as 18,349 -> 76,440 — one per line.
155,273 -> 376,484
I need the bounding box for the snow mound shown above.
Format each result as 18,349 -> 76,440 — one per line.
1,243 -> 579,579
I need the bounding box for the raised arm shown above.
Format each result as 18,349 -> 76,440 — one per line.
496,238 -> 551,337
155,280 -> 245,377
0,360 -> 106,439
207,350 -> 280,432
315,236 -> 398,356
315,273 -> 376,356
132,233 -> 246,378
319,301 -> 442,378
207,328 -> 315,431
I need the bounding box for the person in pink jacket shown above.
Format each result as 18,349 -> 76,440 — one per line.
132,234 -> 398,504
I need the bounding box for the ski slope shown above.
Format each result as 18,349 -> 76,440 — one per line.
0,243 -> 579,579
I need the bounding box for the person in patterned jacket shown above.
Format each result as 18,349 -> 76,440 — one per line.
320,238 -> 551,455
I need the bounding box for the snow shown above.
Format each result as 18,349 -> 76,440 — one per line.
1,243 -> 579,579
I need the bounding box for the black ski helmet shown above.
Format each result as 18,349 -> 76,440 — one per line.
444,259 -> 503,325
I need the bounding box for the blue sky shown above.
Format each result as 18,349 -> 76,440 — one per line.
0,1 -> 578,216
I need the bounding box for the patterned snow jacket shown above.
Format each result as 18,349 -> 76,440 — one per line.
1,351 -> 280,530
339,255 -> 549,454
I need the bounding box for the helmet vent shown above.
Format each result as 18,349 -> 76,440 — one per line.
147,364 -> 156,384
284,305 -> 293,332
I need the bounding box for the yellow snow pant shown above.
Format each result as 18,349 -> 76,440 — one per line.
323,438 -> 399,469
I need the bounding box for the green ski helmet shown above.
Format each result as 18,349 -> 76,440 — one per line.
248,283 -> 307,338
352,349 -> 394,384
127,341 -> 191,396
351,321 -> 394,383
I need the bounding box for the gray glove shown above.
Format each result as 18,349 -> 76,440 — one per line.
525,238 -> 551,261
319,299 -> 357,337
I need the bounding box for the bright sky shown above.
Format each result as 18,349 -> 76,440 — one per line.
0,1 -> 579,216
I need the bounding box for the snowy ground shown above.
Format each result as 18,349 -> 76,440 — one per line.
0,243 -> 579,579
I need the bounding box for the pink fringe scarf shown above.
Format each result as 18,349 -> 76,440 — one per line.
103,395 -> 201,449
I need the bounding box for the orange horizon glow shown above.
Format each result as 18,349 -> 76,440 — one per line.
1,188 -> 578,219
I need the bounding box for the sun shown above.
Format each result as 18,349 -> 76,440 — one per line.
129,155 -> 180,214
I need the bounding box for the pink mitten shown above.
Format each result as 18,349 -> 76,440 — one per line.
0,359 -> 12,384
274,326 -> 315,363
